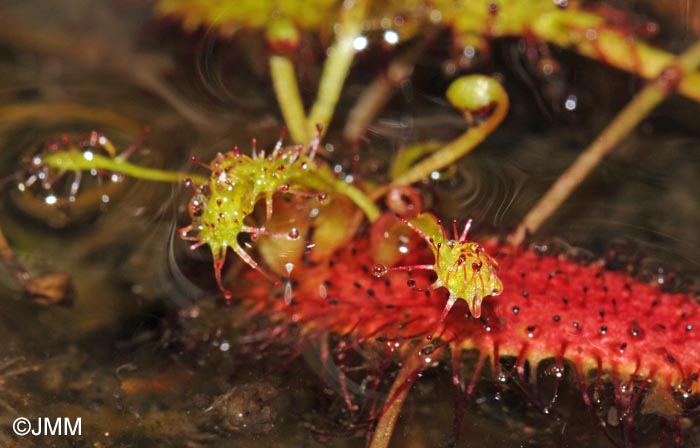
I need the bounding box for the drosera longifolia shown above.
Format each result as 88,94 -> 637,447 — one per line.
28,127 -> 381,299
373,212 -> 503,322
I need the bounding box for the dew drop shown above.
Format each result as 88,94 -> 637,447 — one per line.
372,264 -> 388,278
288,228 -> 300,239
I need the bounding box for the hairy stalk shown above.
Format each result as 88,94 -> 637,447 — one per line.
42,149 -> 207,185
510,40 -> 700,246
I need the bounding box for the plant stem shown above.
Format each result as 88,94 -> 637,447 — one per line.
510,40 -> 700,246
369,345 -> 442,448
391,75 -> 509,187
306,0 -> 369,138
269,55 -> 310,143
343,39 -> 426,142
297,166 -> 381,222
533,9 -> 700,102
43,150 -> 207,185
331,180 -> 381,222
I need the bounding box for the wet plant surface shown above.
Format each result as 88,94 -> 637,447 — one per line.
1,1 -> 700,447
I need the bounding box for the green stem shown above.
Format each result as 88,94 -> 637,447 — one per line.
269,55 -> 310,143
533,8 -> 700,102
297,165 -> 381,222
510,40 -> 700,245
43,150 -> 206,185
391,75 -> 509,187
306,0 -> 369,137
327,177 -> 380,222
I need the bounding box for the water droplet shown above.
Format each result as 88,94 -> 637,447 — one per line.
285,262 -> 294,275
352,35 -> 368,51
288,228 -> 300,239
284,281 -> 293,305
372,264 -> 388,277
383,30 -> 399,45
564,94 -> 578,111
